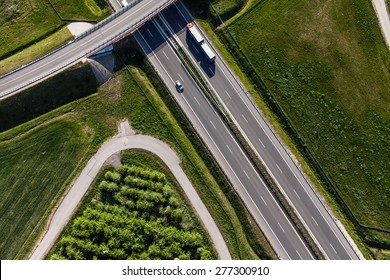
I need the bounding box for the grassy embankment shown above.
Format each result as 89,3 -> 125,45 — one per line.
48,153 -> 215,260
0,0 -> 110,73
215,0 -> 389,254
0,40 -> 273,259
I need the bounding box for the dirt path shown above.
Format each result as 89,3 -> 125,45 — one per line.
29,120 -> 231,260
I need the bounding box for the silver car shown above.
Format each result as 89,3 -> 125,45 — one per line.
175,80 -> 184,92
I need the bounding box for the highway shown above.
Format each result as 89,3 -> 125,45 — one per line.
134,19 -> 315,259
156,2 -> 362,259
0,0 -> 175,99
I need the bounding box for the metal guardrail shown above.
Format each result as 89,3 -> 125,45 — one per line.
1,0 -> 177,99
74,0 -> 143,41
0,41 -> 74,81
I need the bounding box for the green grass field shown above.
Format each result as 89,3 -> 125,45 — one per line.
0,0 -> 110,60
228,0 -> 390,239
211,0 -> 244,16
0,118 -> 91,259
50,0 -> 110,20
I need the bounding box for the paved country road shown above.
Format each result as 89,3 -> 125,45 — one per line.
372,0 -> 390,48
29,121 -> 231,260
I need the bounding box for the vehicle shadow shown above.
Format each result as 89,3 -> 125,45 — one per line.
185,33 -> 216,78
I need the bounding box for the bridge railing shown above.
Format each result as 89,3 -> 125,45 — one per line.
85,0 -> 177,57
74,0 -> 144,41
1,0 -> 177,98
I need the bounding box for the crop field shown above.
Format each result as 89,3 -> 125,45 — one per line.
0,0 -> 110,59
228,0 -> 390,242
0,118 -> 91,259
49,163 -> 214,260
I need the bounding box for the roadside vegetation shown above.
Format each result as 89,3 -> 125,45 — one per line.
207,0 -> 390,253
0,0 -> 110,60
49,162 -> 214,260
50,0 -> 110,21
0,36 -> 274,258
210,0 -> 245,20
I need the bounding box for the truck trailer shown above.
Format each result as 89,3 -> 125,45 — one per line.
186,22 -> 204,45
200,43 -> 216,62
121,0 -> 129,7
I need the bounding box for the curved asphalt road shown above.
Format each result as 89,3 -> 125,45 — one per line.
30,122 -> 231,260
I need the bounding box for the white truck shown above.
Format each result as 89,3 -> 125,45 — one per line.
200,43 -> 216,62
186,22 -> 215,62
121,0 -> 129,7
186,22 -> 204,45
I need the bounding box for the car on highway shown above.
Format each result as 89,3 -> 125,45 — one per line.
175,80 -> 184,92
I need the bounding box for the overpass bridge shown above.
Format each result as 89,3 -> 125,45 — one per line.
0,0 -> 177,100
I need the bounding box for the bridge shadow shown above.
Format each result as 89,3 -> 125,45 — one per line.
0,64 -> 98,133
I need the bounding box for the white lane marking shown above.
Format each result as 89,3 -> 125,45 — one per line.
241,114 -> 249,123
209,67 -> 214,75
258,138 -> 265,148
135,31 -> 174,84
293,189 -> 301,200
178,73 -> 184,81
225,90 -> 231,99
181,88 -> 293,259
193,96 -> 200,106
278,222 -> 285,233
275,163 -> 283,174
330,244 -> 338,254
210,120 -> 216,130
311,216 -> 319,226
226,144 -> 233,154
295,249 -> 303,260
174,0 -> 340,257
243,170 -> 250,180
260,195 -> 268,206
147,29 -> 154,37
162,50 -> 169,60
194,46 -> 200,53
115,0 -> 122,9
139,16 -> 310,259
177,22 -> 182,29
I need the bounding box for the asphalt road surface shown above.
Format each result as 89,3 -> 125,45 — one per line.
0,0 -> 174,99
30,121 -> 231,260
157,1 -> 362,260
134,19 -> 315,259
